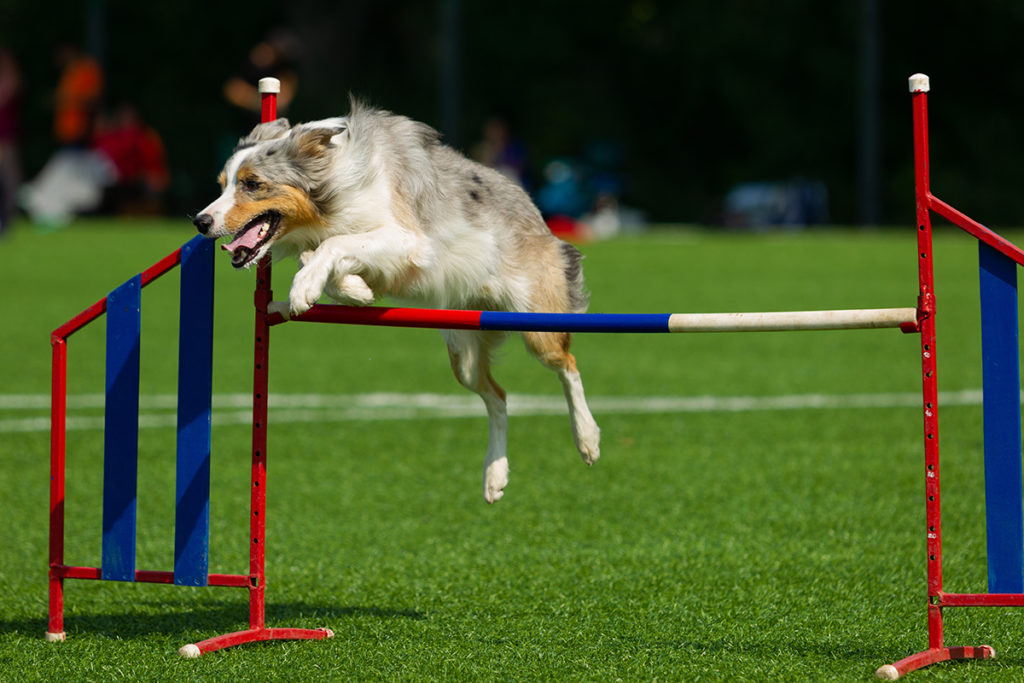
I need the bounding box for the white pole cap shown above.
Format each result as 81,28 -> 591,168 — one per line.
259,77 -> 281,94
179,643 -> 201,658
909,73 -> 930,93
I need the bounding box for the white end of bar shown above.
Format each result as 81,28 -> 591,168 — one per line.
667,308 -> 918,333
909,73 -> 930,93
259,77 -> 281,94
44,631 -> 66,642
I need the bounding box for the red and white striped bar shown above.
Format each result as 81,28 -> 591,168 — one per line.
267,301 -> 919,334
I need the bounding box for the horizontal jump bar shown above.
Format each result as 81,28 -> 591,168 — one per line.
267,302 -> 919,333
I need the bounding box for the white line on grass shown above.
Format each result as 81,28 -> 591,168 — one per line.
0,389 -> 989,434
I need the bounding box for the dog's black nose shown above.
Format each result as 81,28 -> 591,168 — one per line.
193,213 -> 213,234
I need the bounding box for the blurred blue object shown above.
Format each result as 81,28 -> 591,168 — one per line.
722,178 -> 829,229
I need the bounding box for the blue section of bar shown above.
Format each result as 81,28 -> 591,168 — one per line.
174,236 -> 215,586
979,242 -> 1024,594
479,311 -> 671,333
102,275 -> 142,582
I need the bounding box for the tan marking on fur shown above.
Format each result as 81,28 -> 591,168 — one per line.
275,185 -> 324,227
217,171 -> 226,190
522,331 -> 577,372
390,184 -> 424,234
223,176 -> 324,236
448,348 -> 507,401
513,235 -> 573,314
488,374 -> 507,402
294,128 -> 336,158
234,163 -> 260,190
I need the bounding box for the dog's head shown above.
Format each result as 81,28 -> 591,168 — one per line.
193,117 -> 348,268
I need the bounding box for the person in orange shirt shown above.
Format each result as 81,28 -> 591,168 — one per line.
53,43 -> 103,147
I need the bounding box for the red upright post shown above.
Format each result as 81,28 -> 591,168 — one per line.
912,72 -> 946,659
179,76 -> 333,657
249,259 -> 271,630
248,76 -> 278,633
875,73 -> 996,680
46,337 -> 68,642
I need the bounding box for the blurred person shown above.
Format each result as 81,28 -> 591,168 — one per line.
20,45 -> 110,228
93,104 -> 170,215
218,29 -> 299,164
0,47 -> 21,235
223,29 -> 299,120
472,114 -> 528,189
53,42 -> 103,147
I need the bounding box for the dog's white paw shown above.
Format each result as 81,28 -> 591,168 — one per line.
289,264 -> 329,317
483,458 -> 509,504
325,273 -> 375,306
575,421 -> 601,466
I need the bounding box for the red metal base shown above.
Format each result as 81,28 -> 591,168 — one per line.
876,645 -> 994,679
179,626 -> 334,657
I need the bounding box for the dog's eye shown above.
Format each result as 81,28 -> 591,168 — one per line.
241,178 -> 261,192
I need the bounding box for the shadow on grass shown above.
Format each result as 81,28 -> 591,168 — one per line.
2,602 -> 425,640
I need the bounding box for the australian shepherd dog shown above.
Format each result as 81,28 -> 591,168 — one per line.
193,100 -> 600,502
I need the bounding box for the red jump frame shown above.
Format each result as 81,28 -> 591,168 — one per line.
47,78 -> 331,655
47,72 -> 1024,674
875,74 -> 1024,679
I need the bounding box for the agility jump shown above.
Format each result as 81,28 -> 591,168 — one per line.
46,76 -> 1024,677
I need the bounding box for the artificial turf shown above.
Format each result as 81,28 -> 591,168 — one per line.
2,219 -> 1023,680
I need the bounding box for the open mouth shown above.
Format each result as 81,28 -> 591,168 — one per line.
222,211 -> 281,268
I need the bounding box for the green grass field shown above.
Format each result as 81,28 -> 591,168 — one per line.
2,219 -> 1023,680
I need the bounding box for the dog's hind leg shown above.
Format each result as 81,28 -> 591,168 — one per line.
522,331 -> 600,465
443,330 -> 510,503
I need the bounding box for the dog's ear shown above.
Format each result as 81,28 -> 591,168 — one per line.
239,118 -> 292,147
290,124 -> 348,157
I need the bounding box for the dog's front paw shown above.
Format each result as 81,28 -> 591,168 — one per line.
325,273 -> 375,306
289,263 -> 329,317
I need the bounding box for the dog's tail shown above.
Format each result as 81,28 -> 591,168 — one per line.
561,242 -> 590,314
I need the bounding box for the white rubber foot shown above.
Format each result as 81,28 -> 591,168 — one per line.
322,628 -> 335,638
179,643 -> 201,658
875,664 -> 900,680
44,631 -> 66,643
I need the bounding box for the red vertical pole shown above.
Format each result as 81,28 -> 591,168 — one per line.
248,77 -> 279,631
249,267 -> 270,630
911,73 -> 945,651
47,336 -> 68,641
260,77 -> 278,124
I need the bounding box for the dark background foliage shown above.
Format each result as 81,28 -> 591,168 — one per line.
2,0 -> 1023,226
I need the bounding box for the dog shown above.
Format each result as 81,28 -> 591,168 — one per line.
193,99 -> 600,503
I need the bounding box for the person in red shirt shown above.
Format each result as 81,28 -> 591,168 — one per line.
93,104 -> 169,214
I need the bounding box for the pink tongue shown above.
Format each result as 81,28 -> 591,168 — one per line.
222,221 -> 266,253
